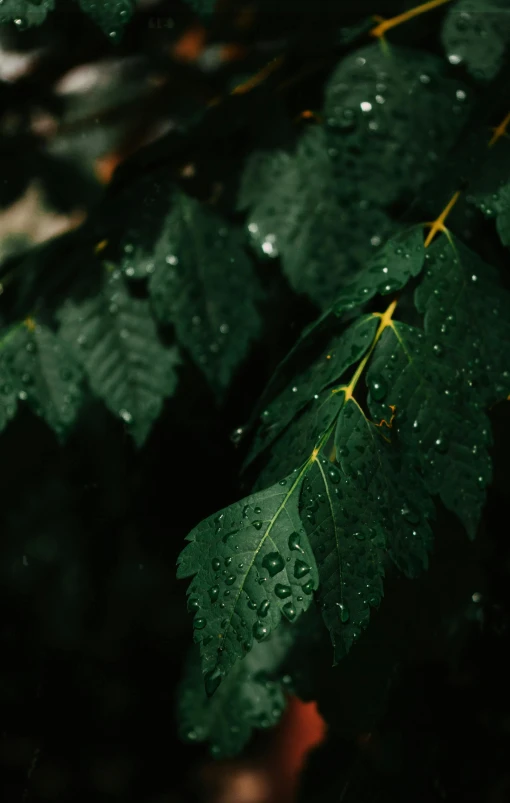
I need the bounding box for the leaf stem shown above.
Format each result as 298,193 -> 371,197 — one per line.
423,109 -> 510,246
339,298 -> 398,402
423,190 -> 461,248
370,0 -> 453,39
489,111 -> 510,148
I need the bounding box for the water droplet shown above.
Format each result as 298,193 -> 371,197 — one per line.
336,602 -> 350,623
369,375 -> 387,401
225,574 -> 236,586
258,599 -> 270,617
194,617 -> 207,630
253,621 -> 269,641
434,435 -> 448,453
187,597 -> 200,613
288,532 -> 304,552
328,465 -> 341,484
247,599 -> 257,610
212,558 -> 221,571
262,552 -> 285,577
252,520 -> 263,531
294,560 -> 310,579
283,603 -> 296,621
209,585 -> 219,602
302,579 -> 314,595
275,583 -> 292,599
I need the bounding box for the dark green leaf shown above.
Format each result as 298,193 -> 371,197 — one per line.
238,127 -> 394,308
415,235 -> 510,404
178,630 -> 291,758
333,227 -> 425,313
324,44 -> 471,205
247,314 -> 378,466
302,399 -> 433,662
0,0 -> 54,27
254,390 -> 344,491
2,322 -> 83,438
0,349 -> 18,434
177,472 -> 319,683
78,0 -> 135,40
58,266 -> 180,446
367,322 -> 492,537
149,192 -> 262,396
441,0 -> 510,81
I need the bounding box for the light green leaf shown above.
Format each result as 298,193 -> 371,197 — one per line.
58,267 -> 180,446
177,471 -> 319,684
149,192 -> 262,396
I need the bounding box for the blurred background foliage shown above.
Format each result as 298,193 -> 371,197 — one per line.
1,1 -> 510,802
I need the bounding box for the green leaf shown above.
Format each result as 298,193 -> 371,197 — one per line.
0,0 -> 54,28
178,629 -> 291,758
238,127 -> 394,308
302,399 -> 433,662
246,314 -> 379,466
366,322 -> 492,537
324,44 -> 471,205
149,192 -> 262,396
78,0 -> 135,40
177,471 -> 319,684
58,266 -> 180,446
254,390 -> 344,491
441,0 -> 510,81
334,400 -> 434,579
2,322 -> 83,438
415,235 -> 510,404
333,227 -> 425,314
0,354 -> 18,434
473,176 -> 510,250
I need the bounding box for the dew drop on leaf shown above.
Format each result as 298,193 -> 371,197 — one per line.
283,603 -> 297,621
253,621 -> 269,641
336,602 -> 350,623
369,375 -> 387,401
288,532 -> 304,552
294,559 -> 310,579
194,617 -> 207,630
262,552 -> 285,577
187,597 -> 200,613
275,583 -> 292,599
258,599 -> 270,617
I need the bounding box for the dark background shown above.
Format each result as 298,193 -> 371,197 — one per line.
1,1 -> 510,801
